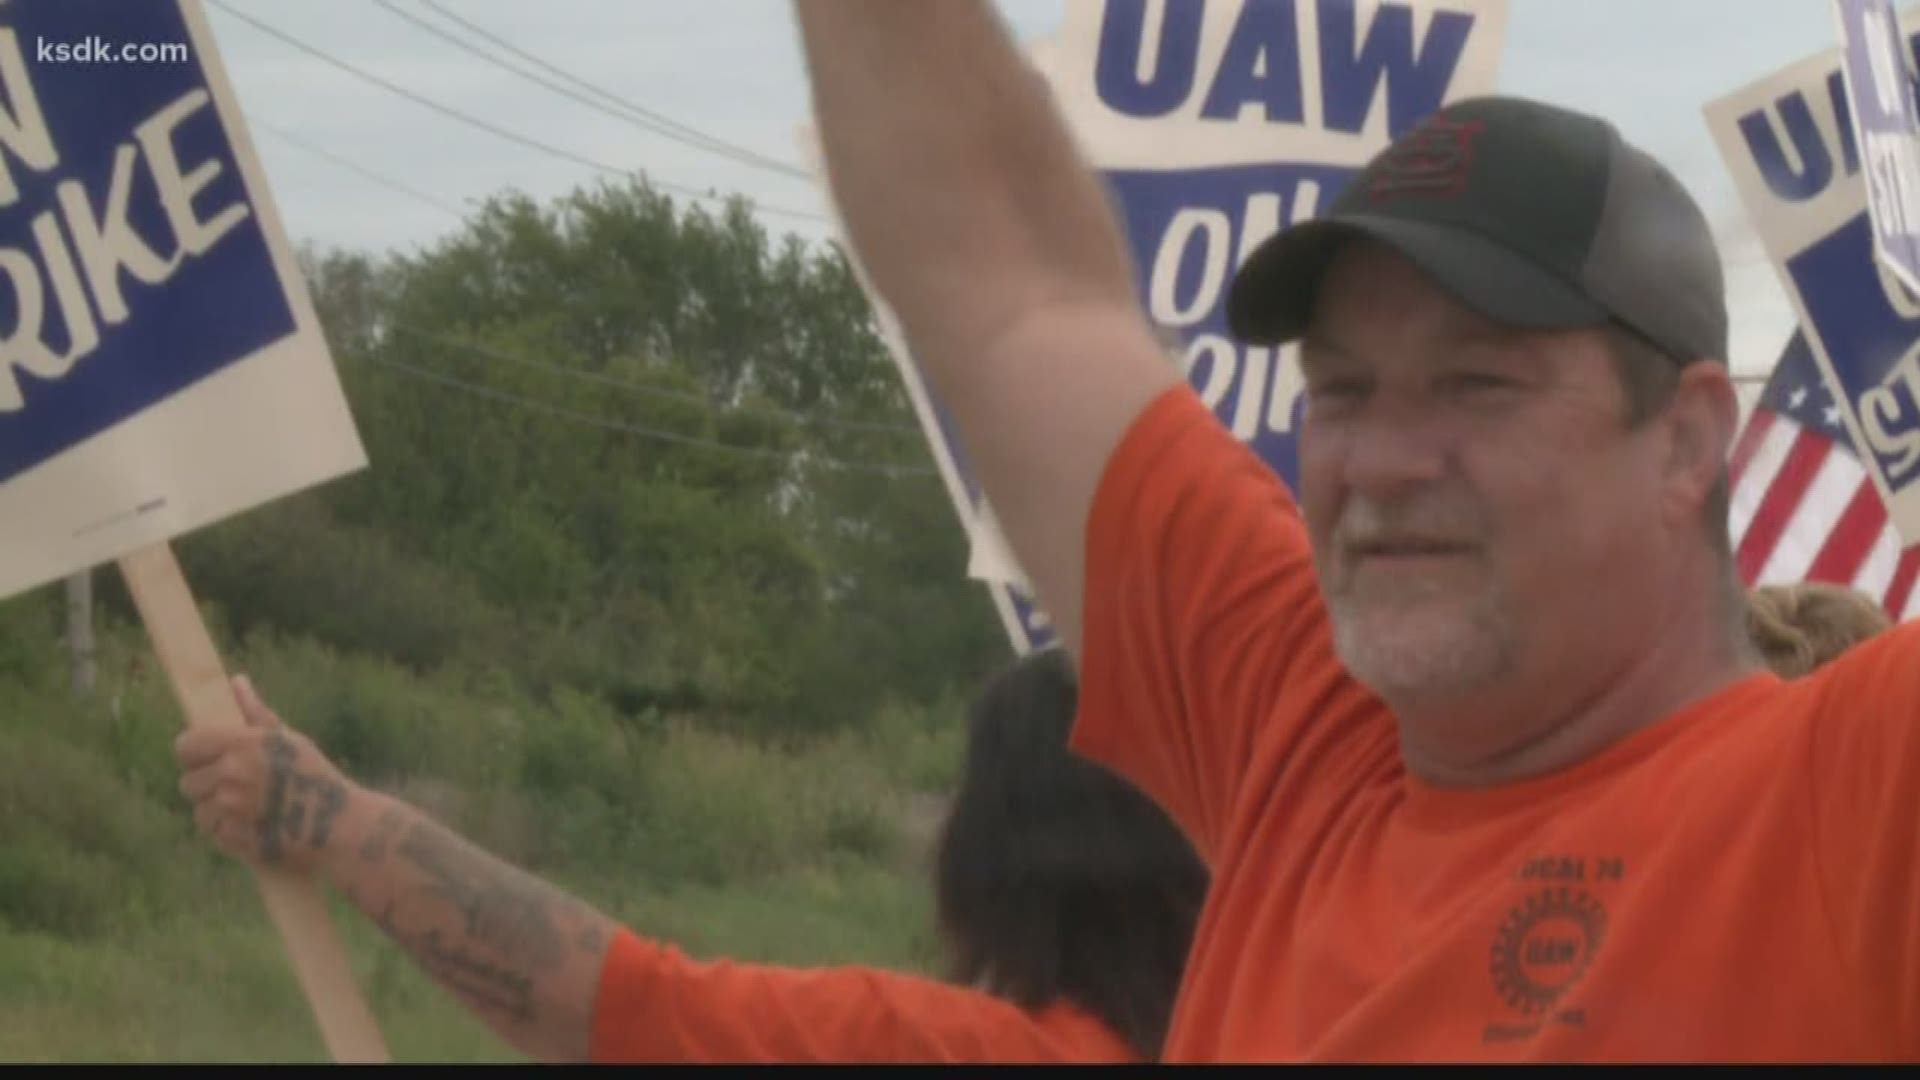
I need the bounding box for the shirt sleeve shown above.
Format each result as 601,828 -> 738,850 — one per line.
1805,618 -> 1920,1054
588,928 -> 1137,1063
1071,386 -> 1375,863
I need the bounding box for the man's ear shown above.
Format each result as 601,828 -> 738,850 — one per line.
1661,361 -> 1740,524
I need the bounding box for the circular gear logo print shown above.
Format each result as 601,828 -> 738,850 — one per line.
1490,887 -> 1607,1014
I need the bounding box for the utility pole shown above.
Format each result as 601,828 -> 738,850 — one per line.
66,571 -> 95,697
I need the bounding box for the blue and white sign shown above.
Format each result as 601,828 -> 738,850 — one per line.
0,1 -> 366,600
1707,8 -> 1920,549
841,0 -> 1509,653
1835,0 -> 1920,298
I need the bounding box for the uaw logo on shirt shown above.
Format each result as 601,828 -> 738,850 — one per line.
1483,854 -> 1620,1043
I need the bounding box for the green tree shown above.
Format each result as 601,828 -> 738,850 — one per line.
173,180 -> 1005,737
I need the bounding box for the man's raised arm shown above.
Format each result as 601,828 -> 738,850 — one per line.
794,0 -> 1180,655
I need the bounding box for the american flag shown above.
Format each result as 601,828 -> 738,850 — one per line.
1729,332 -> 1920,620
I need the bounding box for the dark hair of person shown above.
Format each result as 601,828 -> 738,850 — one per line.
933,648 -> 1209,1060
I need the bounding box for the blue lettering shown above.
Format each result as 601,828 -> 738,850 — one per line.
1828,69 -> 1861,176
1738,91 -> 1833,203
1742,29 -> 1920,202
1095,0 -> 1204,118
1201,0 -> 1305,123
1318,0 -> 1474,136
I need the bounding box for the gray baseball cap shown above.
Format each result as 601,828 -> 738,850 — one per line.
1225,95 -> 1727,366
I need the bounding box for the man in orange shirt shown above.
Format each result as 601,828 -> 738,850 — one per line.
174,650 -> 1205,1063
795,0 -> 1920,1062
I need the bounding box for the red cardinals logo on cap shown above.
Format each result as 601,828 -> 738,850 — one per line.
1367,117 -> 1485,202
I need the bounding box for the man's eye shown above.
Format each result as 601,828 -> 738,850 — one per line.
1307,379 -> 1366,401
1442,372 -> 1519,393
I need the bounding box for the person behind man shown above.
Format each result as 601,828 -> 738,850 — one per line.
174,649 -> 1205,1063
1746,581 -> 1894,678
793,0 -> 1920,1060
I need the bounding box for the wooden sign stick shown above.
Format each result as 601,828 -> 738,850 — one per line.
117,541 -> 390,1064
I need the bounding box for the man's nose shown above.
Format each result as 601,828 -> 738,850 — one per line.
1338,397 -> 1451,500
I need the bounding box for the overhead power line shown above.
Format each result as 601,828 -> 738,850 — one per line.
382,0 -> 811,182
364,352 -> 937,478
389,325 -> 923,436
206,0 -> 828,224
251,118 -> 468,221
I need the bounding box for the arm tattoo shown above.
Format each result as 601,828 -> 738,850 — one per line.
396,822 -> 569,973
353,812 -> 613,1038
359,806 -> 406,863
259,730 -> 349,865
376,904 -> 537,1023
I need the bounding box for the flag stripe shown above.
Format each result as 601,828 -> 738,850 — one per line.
1731,337 -> 1919,626
1727,406 -> 1775,486
1729,412 -> 1804,550
1803,478 -> 1889,584
1886,546 -> 1920,619
1756,449 -> 1867,585
1852,523 -> 1904,603
1737,429 -> 1835,584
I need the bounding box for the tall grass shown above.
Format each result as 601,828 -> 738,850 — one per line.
0,602 -> 966,1062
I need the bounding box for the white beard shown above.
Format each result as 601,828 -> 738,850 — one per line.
1327,583 -> 1516,705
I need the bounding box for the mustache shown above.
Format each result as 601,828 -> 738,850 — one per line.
1331,497 -> 1485,550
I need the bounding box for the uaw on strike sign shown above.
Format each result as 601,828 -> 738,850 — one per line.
0,1 -> 382,1062
837,0 -> 1509,653
0,0 -> 364,598
1706,4 -> 1920,552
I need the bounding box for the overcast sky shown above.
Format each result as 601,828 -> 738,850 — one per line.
194,0 -> 1843,387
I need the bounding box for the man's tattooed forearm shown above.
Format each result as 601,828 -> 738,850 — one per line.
395,822 -> 569,972
357,822 -> 617,1040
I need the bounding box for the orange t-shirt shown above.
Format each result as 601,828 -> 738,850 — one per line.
1072,386 -> 1920,1062
588,928 -> 1138,1063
